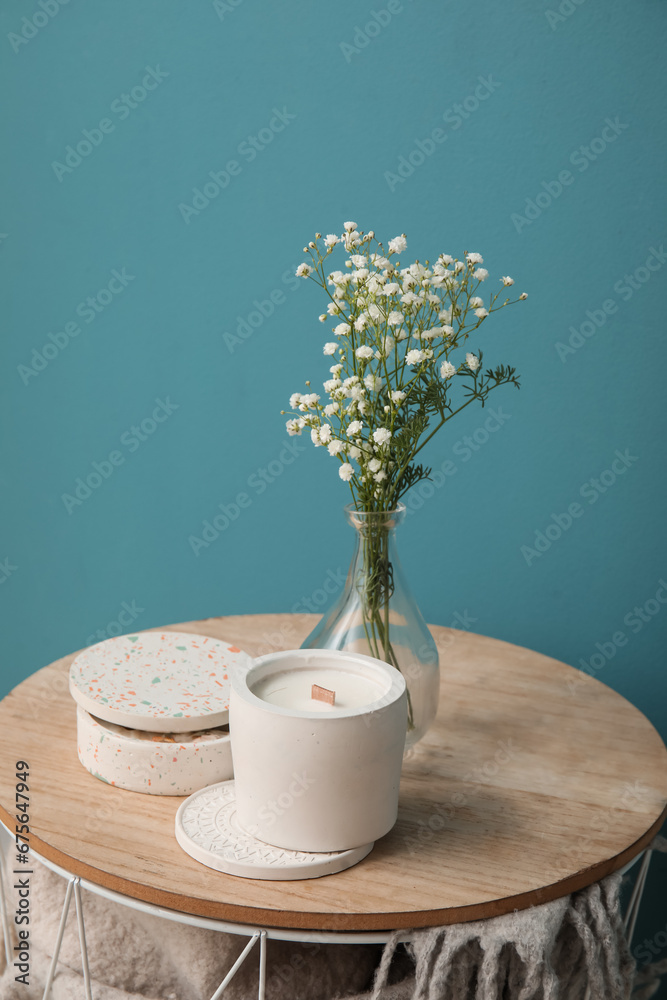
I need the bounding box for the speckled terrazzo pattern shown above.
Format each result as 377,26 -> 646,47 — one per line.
69,631 -> 251,731
76,705 -> 234,795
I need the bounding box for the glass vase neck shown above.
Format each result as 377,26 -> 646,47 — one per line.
344,503 -> 407,533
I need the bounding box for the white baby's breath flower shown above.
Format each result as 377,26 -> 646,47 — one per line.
334,323 -> 351,337
406,349 -> 426,365
327,302 -> 340,316
419,327 -> 441,340
387,310 -> 404,326
368,303 -> 381,320
474,268 -> 489,281
347,420 -> 363,437
324,234 -> 339,247
501,276 -> 514,286
318,424 -> 332,443
355,345 -> 374,360
470,297 -> 484,308
454,260 -> 464,274
348,445 -> 361,459
391,390 -> 406,403
371,254 -> 390,269
318,314 -> 327,323
286,419 -> 302,435
466,353 -> 480,371
373,470 -> 387,482
440,361 -> 456,380
441,325 -> 454,337
466,253 -> 483,265
310,428 -> 322,447
330,364 -> 343,375
383,282 -> 400,296
323,378 -> 341,393
324,402 -> 339,416
298,392 -> 320,409
328,439 -> 344,455
388,235 -> 407,254
520,292 -> 528,300
474,307 -> 489,319
323,342 -> 337,355
339,462 -> 354,481
368,458 -> 382,473
289,393 -> 301,409
373,427 -> 392,446
344,231 -> 362,250
350,254 -> 367,267
296,263 -> 312,277
382,336 -> 395,354
396,328 -> 409,341
439,254 -> 454,265
343,221 -> 358,232
364,374 -> 382,392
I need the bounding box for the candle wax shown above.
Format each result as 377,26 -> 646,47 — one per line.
251,667 -> 385,713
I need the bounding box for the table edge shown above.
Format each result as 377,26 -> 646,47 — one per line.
2,803 -> 664,931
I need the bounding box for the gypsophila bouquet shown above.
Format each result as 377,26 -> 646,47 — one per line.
284,222 -> 526,511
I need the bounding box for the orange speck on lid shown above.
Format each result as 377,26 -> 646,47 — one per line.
172,757 -> 178,762
214,680 -> 223,687
228,646 -> 240,653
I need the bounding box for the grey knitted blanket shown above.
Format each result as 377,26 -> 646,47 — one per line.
0,855 -> 663,1000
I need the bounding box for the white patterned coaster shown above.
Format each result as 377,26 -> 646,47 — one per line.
69,631 -> 252,732
175,781 -> 374,880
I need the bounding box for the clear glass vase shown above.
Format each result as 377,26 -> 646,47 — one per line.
301,503 -> 440,747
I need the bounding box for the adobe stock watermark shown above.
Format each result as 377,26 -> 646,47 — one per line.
559,781 -> 649,868
188,438 -> 305,555
243,772 -> 316,834
0,558 -> 18,585
51,67 -> 169,182
7,0 -> 72,54
520,448 -> 638,566
385,76 -> 501,192
17,268 -> 135,385
222,266 -> 302,354
61,397 -> 179,514
545,0 -> 587,31
339,0 -> 413,63
213,0 -> 244,20
567,578 -> 667,695
510,117 -> 629,233
634,920 -> 667,966
178,107 -> 296,224
404,406 -> 511,514
555,245 -> 666,362
84,599 -> 146,646
404,738 -> 522,855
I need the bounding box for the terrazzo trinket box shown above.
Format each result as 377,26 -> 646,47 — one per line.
69,631 -> 252,795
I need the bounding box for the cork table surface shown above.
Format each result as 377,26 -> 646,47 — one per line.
0,614 -> 665,932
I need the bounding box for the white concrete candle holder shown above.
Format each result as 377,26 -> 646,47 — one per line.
230,648 -> 407,853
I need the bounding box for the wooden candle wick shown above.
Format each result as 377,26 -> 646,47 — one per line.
312,684 -> 335,706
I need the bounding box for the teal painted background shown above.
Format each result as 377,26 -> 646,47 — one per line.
1,0 -> 666,984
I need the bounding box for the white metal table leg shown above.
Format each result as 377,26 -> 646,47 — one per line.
0,846 -> 14,970
258,930 -> 267,1000
42,878 -> 74,1000
209,932 -> 260,1000
73,879 -> 93,1000
624,849 -> 652,947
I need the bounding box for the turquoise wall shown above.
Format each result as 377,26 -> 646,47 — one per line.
1,0 -> 666,983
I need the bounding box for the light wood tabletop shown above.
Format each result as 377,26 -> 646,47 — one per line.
1,614 -> 666,931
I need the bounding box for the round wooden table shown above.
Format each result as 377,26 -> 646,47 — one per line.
0,614 -> 666,932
